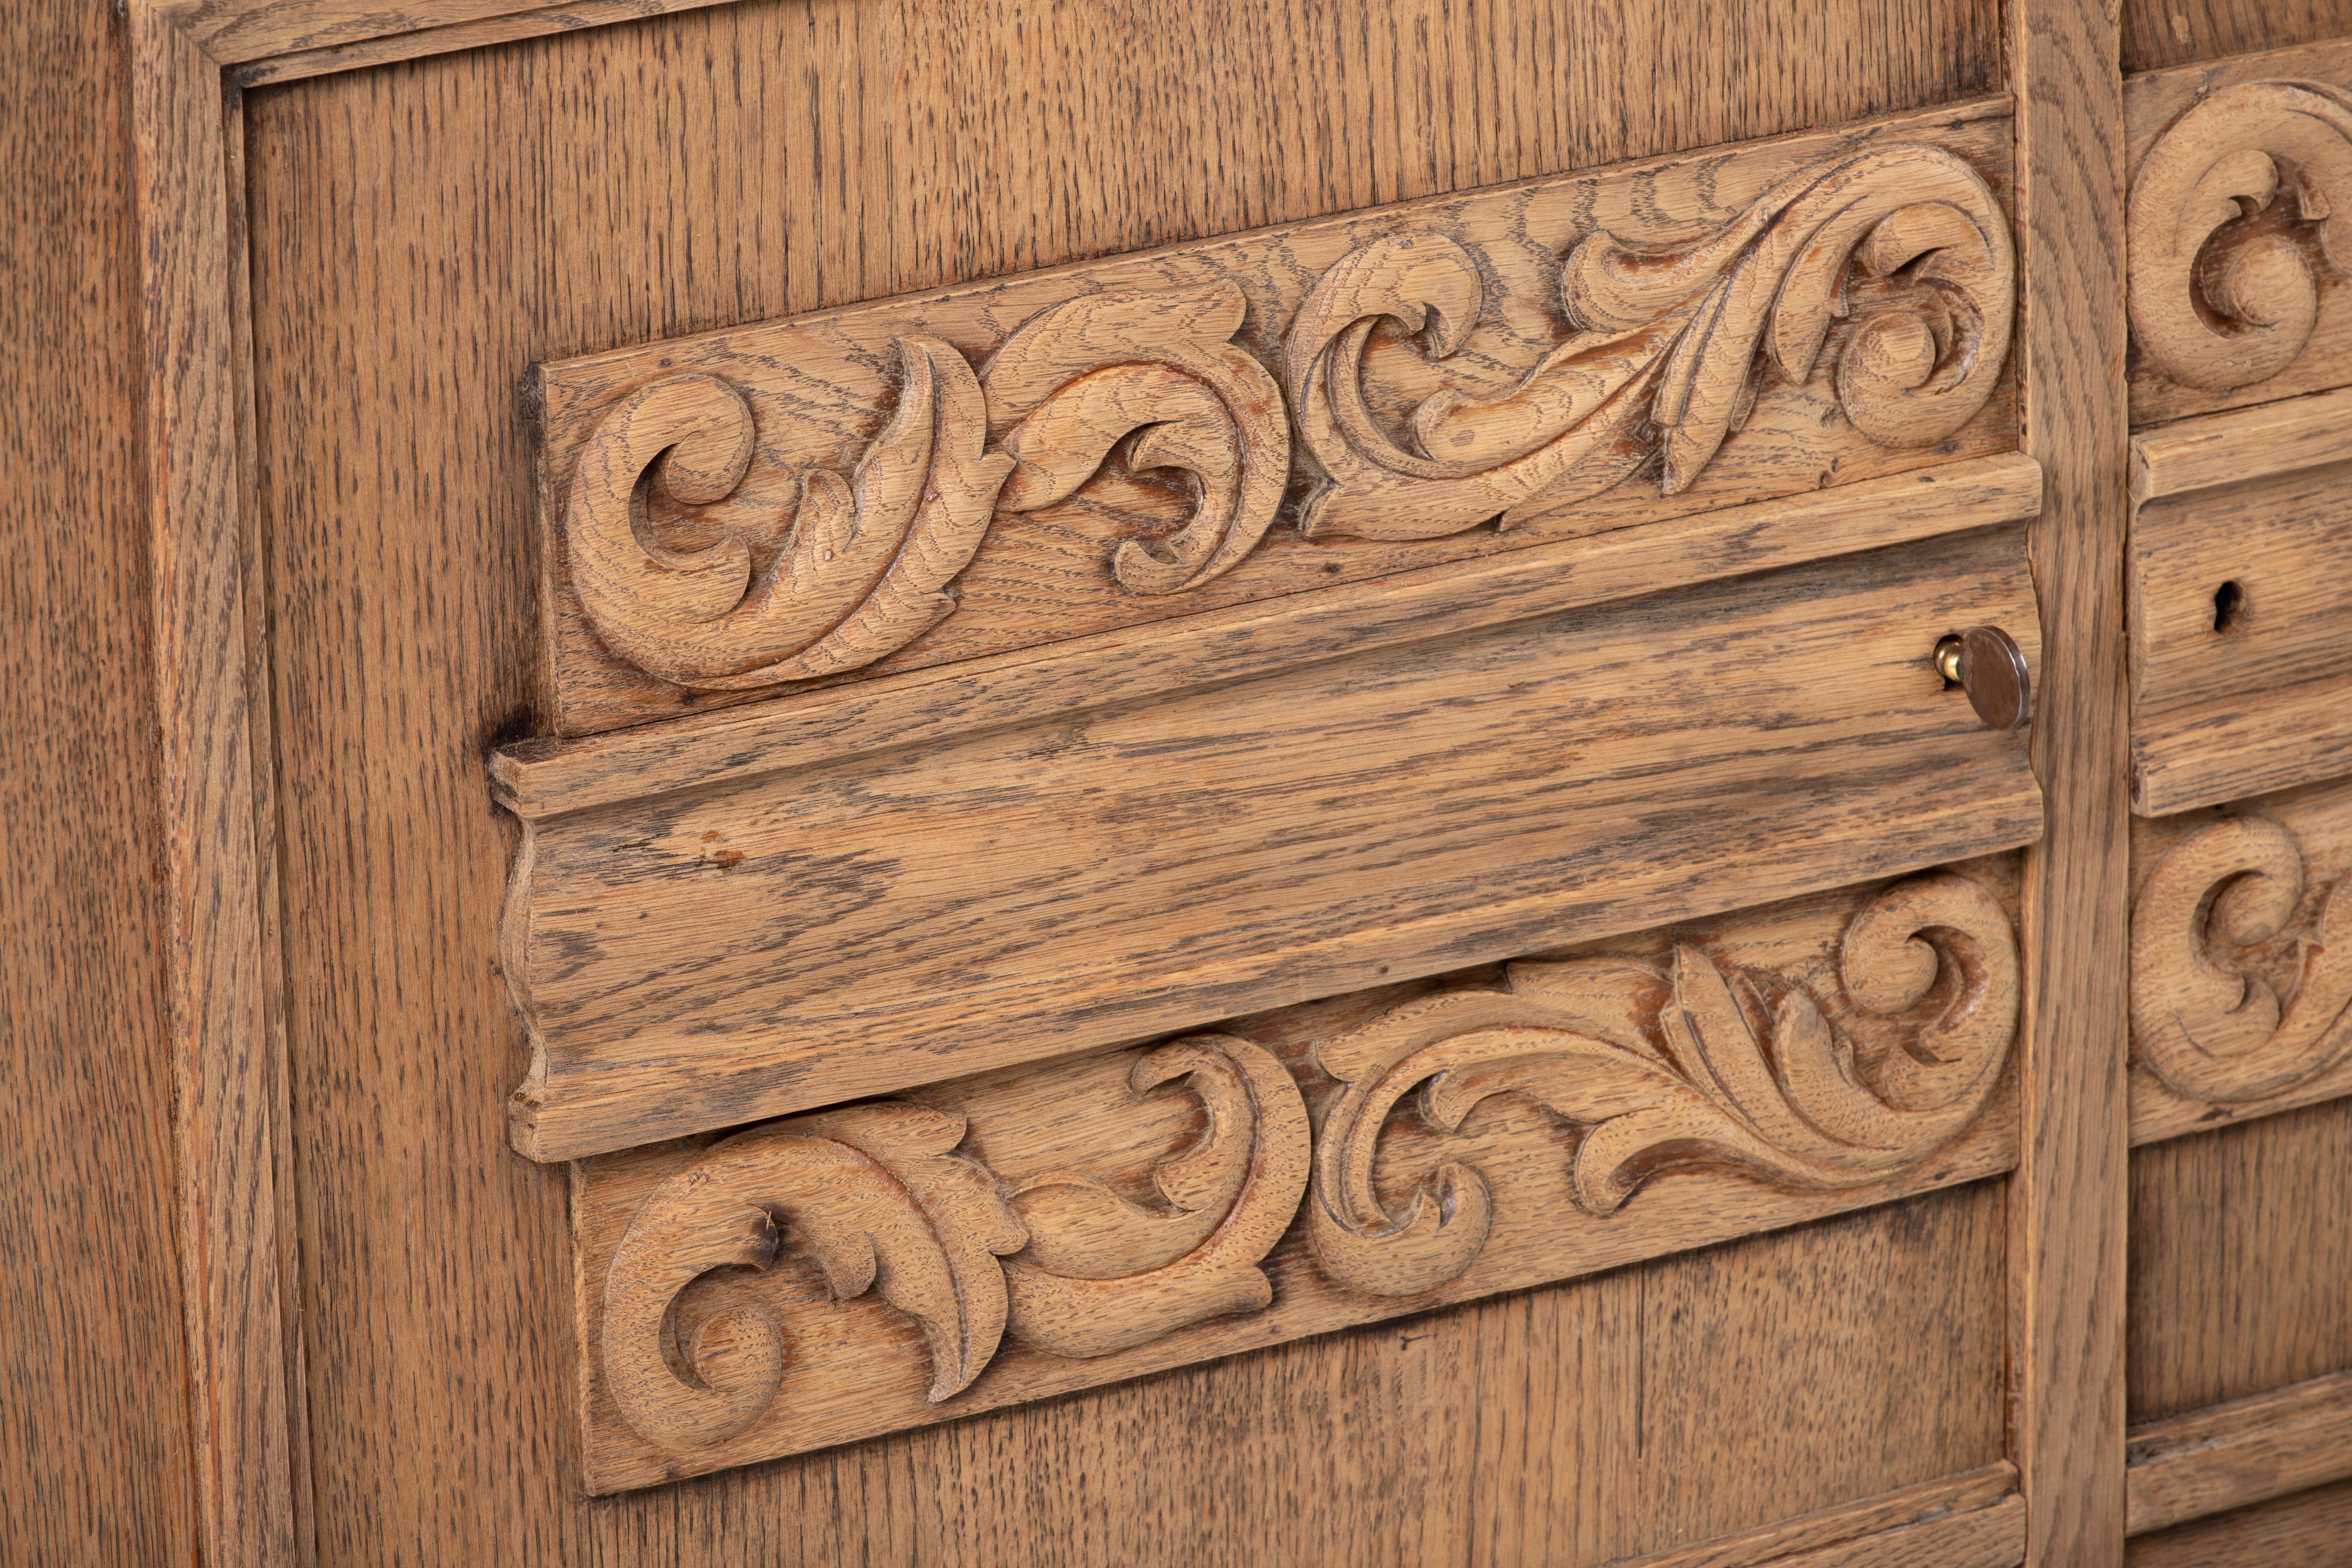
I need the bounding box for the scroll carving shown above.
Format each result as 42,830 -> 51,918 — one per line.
2130,815 -> 2352,1106
1306,872 -> 2019,1297
1288,145 -> 2012,538
553,137 -> 2014,695
598,1035 -> 1308,1455
2128,80 -> 2352,393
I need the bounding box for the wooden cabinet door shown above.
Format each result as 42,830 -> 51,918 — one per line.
0,0 -> 2334,1565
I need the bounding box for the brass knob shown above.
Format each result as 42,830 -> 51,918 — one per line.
1934,626 -> 2032,732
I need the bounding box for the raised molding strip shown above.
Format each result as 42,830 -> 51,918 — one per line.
2129,778 -> 2352,1145
573,865 -> 2023,1491
532,100 -> 2016,735
502,516 -> 2042,1162
1603,1464 -> 2023,1568
2126,1369 -> 2352,1537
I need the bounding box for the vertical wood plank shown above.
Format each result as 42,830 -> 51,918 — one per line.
2007,0 -> 2132,1562
128,10 -> 306,1565
0,3 -> 202,1562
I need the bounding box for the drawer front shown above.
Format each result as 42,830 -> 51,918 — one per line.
504,492 -> 2041,1160
2127,389 -> 2352,815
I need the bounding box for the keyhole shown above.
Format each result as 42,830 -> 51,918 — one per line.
2213,580 -> 2247,635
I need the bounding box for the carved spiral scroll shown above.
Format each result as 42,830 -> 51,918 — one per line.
565,286 -> 1286,691
2130,815 -> 2352,1105
600,1037 -> 1307,1455
1307,872 -> 2019,1298
1004,1034 -> 1310,1358
2128,80 -> 2352,392
1286,143 -> 2013,539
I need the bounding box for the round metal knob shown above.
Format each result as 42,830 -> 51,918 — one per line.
1934,626 -> 2032,732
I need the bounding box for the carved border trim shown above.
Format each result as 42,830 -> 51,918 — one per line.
578,871 -> 2019,1491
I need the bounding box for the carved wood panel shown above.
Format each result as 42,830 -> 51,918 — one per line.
2129,776 -> 2352,1145
573,862 -> 2021,1492
534,100 -> 2017,735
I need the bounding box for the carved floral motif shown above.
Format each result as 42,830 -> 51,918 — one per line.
598,1034 -> 1309,1453
594,876 -> 2022,1461
558,142 -> 2013,691
2128,80 -> 2352,392
1306,872 -> 2019,1297
2130,814 -> 2352,1106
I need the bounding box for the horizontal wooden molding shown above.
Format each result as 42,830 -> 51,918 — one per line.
573,866 -> 2023,1491
531,99 -> 2017,736
2126,40 -> 2352,427
495,453 -> 2044,822
2127,1368 -> 2352,1536
1604,1464 -> 2022,1568
2129,778 -> 2352,1145
2126,393 -> 2352,817
502,519 -> 2042,1161
156,0 -> 735,67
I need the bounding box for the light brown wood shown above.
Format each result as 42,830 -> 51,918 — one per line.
0,5 -> 205,1562
575,863 -> 2024,1490
2125,391 -> 2352,816
2129,1096 -> 2352,1426
507,522 -> 2043,1160
2128,778 -> 2352,1143
2125,38 -> 2352,427
2009,1 -> 2134,1563
498,453 -> 2043,819
159,0 -> 731,64
1603,1465 -> 2022,1568
2125,1476 -> 2352,1566
539,99 -> 2019,735
231,2 -> 2037,1558
127,9 -> 306,1566
2123,0 -> 2352,77
2125,1369 -> 2352,1536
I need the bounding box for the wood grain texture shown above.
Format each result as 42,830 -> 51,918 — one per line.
535,102 -> 2017,733
2124,39 -> 2352,427
2123,0 -> 2352,75
574,867 -> 2023,1488
498,453 -> 2043,820
2125,392 -> 2352,815
1603,1465 -> 2021,1568
2128,1095 -> 2352,1424
128,9 -> 305,1566
2126,1368 -> 2352,1535
243,4 -> 2015,1556
2008,0 -> 2134,1562
2125,1476 -> 2352,1566
2128,778 -> 2352,1144
0,3 -> 203,1562
507,523 -> 2044,1160
162,0 -> 726,64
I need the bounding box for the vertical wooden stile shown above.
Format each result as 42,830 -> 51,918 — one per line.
2005,0 -> 2133,1562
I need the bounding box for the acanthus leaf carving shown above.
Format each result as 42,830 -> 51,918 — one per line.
599,1101 -> 1026,1452
1003,1033 -> 1311,1358
2127,80 -> 2352,392
2129,814 -> 2352,1105
553,139 -> 2015,699
599,1036 -> 1308,1455
1286,143 -> 2013,539
1306,872 -> 2020,1298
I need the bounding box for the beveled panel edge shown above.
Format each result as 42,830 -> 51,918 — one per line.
160,0 -> 733,69
2130,384 -> 2352,502
1603,1464 -> 2021,1568
2127,1368 -> 2352,1536
571,863 -> 2024,1491
493,451 -> 2044,822
2128,777 -> 2352,1144
531,99 -> 2018,736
